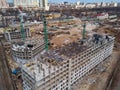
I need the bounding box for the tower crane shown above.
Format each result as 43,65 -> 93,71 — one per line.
18,6 -> 25,40
82,22 -> 86,39
42,9 -> 49,51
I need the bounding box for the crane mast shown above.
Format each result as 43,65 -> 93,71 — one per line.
20,14 -> 25,40
82,22 -> 86,39
43,10 -> 49,50
19,6 -> 25,40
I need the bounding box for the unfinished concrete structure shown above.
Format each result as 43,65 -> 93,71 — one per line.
11,37 -> 45,63
4,28 -> 31,42
22,34 -> 114,90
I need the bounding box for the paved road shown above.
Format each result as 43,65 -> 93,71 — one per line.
0,40 -> 14,90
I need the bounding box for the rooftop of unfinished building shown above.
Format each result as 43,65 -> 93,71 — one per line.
12,36 -> 44,51
42,34 -> 114,62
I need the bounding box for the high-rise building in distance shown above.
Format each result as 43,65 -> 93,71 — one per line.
13,0 -> 49,10
0,0 -> 9,8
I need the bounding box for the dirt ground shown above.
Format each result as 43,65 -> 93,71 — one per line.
110,55 -> 120,90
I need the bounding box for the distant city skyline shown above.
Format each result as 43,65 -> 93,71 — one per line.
7,0 -> 120,3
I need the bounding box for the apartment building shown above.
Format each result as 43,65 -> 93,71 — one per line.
13,0 -> 49,10
22,34 -> 114,90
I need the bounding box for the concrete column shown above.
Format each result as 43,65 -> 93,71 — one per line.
8,33 -> 11,42
68,59 -> 72,90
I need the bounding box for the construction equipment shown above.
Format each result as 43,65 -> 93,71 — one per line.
42,10 -> 49,50
18,6 -> 25,40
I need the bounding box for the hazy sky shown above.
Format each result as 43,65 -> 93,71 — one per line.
7,0 -> 120,3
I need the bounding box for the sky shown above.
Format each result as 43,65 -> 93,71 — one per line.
7,0 -> 120,3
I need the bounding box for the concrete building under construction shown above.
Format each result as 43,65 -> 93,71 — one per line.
4,28 -> 31,42
11,36 -> 45,63
21,34 -> 114,90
